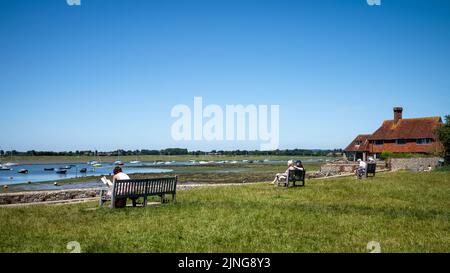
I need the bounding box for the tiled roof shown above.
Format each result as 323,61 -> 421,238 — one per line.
369,117 -> 442,140
344,134 -> 371,152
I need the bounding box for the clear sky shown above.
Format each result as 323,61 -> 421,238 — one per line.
1,0 -> 449,152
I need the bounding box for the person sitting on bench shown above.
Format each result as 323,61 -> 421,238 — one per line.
101,166 -> 131,208
112,166 -> 130,183
271,160 -> 296,184
295,160 -> 304,171
356,159 -> 367,177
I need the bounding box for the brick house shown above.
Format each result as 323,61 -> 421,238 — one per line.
344,107 -> 443,161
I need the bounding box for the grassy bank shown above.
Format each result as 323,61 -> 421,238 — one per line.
1,171 -> 449,253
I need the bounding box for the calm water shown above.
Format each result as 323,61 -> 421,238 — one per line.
0,162 -> 172,186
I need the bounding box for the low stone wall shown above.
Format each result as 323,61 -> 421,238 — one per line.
0,188 -> 100,205
389,157 -> 442,172
320,161 -> 387,176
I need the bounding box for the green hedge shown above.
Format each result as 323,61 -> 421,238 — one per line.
380,151 -> 435,160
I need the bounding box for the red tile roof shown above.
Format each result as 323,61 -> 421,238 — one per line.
369,117 -> 442,140
344,134 -> 371,152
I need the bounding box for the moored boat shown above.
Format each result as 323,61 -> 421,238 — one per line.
18,169 -> 29,174
79,168 -> 87,173
44,168 -> 55,171
56,168 -> 67,174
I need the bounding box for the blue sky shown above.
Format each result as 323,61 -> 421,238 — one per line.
0,0 -> 449,151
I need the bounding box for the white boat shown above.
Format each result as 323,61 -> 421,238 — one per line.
114,161 -> 124,166
0,165 -> 12,171
199,161 -> 209,165
88,161 -> 99,165
129,161 -> 141,164
4,162 -> 19,167
230,161 -> 239,164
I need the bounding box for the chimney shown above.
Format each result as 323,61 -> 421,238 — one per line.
394,107 -> 403,123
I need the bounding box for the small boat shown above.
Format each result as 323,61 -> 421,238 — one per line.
79,168 -> 87,173
4,162 -> 19,167
0,165 -> 12,171
56,169 -> 67,174
92,163 -> 102,168
18,169 -> 29,174
60,166 -> 72,170
44,168 -> 55,171
114,161 -> 124,166
129,161 -> 141,164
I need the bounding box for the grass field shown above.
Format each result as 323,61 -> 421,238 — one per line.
1,171 -> 449,253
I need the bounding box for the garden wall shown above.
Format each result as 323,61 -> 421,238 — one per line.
389,157 -> 442,172
0,188 -> 100,205
320,161 -> 387,176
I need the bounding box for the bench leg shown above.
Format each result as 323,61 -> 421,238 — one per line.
132,198 -> 137,207
143,196 -> 148,207
172,193 -> 177,204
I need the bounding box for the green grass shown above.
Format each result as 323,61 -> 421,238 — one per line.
1,171 -> 449,253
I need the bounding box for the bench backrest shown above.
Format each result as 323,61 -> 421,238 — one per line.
367,163 -> 377,173
113,177 -> 178,198
288,169 -> 305,182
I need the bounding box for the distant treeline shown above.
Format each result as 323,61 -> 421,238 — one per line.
0,148 -> 342,157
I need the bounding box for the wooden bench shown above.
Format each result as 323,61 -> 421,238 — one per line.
99,176 -> 178,208
366,163 -> 376,178
277,169 -> 306,187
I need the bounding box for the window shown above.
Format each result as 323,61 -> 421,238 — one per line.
374,140 -> 384,146
395,139 -> 407,145
416,138 -> 432,145
355,141 -> 362,146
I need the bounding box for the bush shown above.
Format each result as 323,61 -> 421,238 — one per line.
380,151 -> 433,160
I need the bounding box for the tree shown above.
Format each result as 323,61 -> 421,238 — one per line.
437,115 -> 450,163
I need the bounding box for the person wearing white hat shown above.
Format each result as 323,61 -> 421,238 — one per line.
272,160 -> 296,185
356,159 -> 367,178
